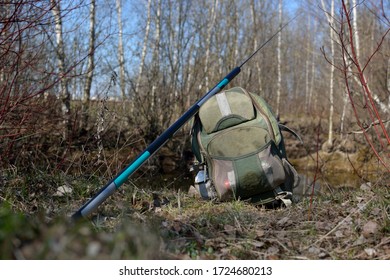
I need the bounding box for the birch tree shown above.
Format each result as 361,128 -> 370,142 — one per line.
276,0 -> 283,117
250,0 -> 262,92
340,0 -> 351,135
51,0 -> 71,140
150,0 -> 162,112
201,0 -> 219,92
338,0 -> 389,169
308,18 -> 317,112
81,0 -> 96,131
321,0 -> 335,149
351,0 -> 360,60
135,0 -> 151,94
305,14 -> 312,112
351,1 -> 389,115
116,0 -> 126,100
388,58 -> 390,109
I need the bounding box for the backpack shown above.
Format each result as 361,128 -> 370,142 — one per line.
191,87 -> 300,206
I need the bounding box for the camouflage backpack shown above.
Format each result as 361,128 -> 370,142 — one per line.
191,87 -> 300,206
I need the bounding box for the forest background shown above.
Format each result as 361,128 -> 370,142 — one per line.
0,0 -> 389,259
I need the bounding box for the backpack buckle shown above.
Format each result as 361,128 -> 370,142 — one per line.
275,190 -> 293,207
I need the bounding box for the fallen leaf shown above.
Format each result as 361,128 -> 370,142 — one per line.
353,235 -> 367,246
224,224 -> 236,236
360,183 -> 371,192
54,185 -> 72,197
267,246 -> 279,255
319,252 -> 329,259
308,247 -> 321,255
315,221 -> 332,231
277,217 -> 291,227
371,207 -> 381,216
255,229 -> 265,238
362,221 -> 378,238
251,241 -> 265,248
220,248 -> 230,255
364,248 -> 376,257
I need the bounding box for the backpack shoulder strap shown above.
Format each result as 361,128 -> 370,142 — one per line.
191,114 -> 203,163
278,123 -> 303,144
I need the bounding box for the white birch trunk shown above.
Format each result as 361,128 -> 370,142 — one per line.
351,2 -> 389,114
276,0 -> 282,117
364,20 -> 389,114
51,0 -> 71,140
231,3 -> 239,68
352,0 -> 360,60
202,0 -> 218,91
116,0 -> 126,100
305,14 -> 310,112
387,59 -> 390,116
135,0 -> 151,94
82,0 -> 96,130
388,58 -> 390,104
340,0 -> 351,135
309,19 -> 317,111
321,0 -> 335,147
151,0 -> 162,111
250,0 -> 262,92
185,38 -> 195,109
328,0 -> 335,146
340,94 -> 348,135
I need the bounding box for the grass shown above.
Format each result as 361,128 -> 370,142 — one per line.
0,169 -> 389,260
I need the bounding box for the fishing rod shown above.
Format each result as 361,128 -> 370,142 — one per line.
72,14 -> 299,221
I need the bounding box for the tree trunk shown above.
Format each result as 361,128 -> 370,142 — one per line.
250,0 -> 262,92
51,0 -> 71,140
276,0 -> 282,117
202,0 -> 218,92
387,58 -> 390,112
116,0 -> 126,100
151,0 -> 162,112
340,0 -> 351,136
351,2 -> 388,115
81,0 -> 96,131
305,14 -> 310,112
352,0 -> 360,60
135,0 -> 151,95
308,18 -> 317,112
321,0 -> 335,147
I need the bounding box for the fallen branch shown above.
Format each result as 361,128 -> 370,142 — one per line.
348,119 -> 390,134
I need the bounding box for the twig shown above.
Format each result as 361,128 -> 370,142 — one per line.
305,197 -> 374,250
267,238 -> 292,253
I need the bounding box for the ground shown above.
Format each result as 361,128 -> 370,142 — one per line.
0,169 -> 389,259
